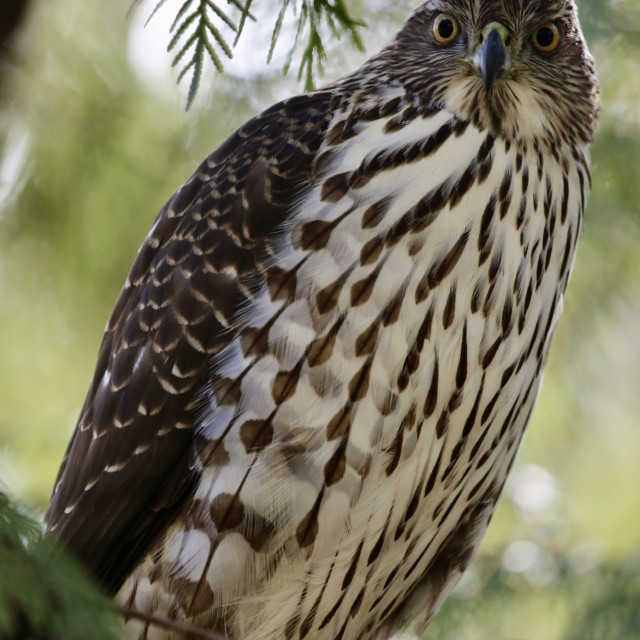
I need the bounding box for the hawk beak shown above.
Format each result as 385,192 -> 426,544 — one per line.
473,23 -> 512,93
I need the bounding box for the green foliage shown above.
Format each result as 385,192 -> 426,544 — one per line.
564,560 -> 640,640
150,0 -> 365,107
0,492 -> 119,640
424,556 -> 640,640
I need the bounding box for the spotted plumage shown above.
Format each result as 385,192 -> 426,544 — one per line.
45,1 -> 599,638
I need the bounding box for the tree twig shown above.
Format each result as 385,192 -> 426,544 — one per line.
119,604 -> 231,640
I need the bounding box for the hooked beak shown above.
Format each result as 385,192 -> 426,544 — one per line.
473,23 -> 512,93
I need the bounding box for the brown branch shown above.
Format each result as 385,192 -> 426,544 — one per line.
119,604 -> 231,640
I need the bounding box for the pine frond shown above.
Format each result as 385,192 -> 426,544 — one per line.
277,0 -> 365,91
164,0 -> 248,109
233,0 -> 256,46
0,492 -> 119,640
146,0 -> 364,108
284,0 -> 365,90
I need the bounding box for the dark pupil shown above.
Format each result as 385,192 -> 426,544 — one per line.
438,19 -> 454,39
536,27 -> 554,47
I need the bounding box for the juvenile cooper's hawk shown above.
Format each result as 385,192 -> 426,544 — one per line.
45,2 -> 599,638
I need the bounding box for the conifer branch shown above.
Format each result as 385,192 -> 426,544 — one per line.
147,0 -> 365,108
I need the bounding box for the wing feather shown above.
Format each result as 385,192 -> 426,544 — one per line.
44,90 -> 337,592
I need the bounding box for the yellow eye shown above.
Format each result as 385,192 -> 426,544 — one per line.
433,14 -> 459,45
532,23 -> 560,52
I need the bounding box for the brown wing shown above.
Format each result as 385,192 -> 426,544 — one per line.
44,91 -> 337,593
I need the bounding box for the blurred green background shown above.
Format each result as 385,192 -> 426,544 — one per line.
0,1 -> 638,638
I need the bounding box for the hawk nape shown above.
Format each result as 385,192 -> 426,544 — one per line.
45,1 -> 599,639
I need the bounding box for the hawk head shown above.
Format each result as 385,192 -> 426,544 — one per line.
381,0 -> 600,144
